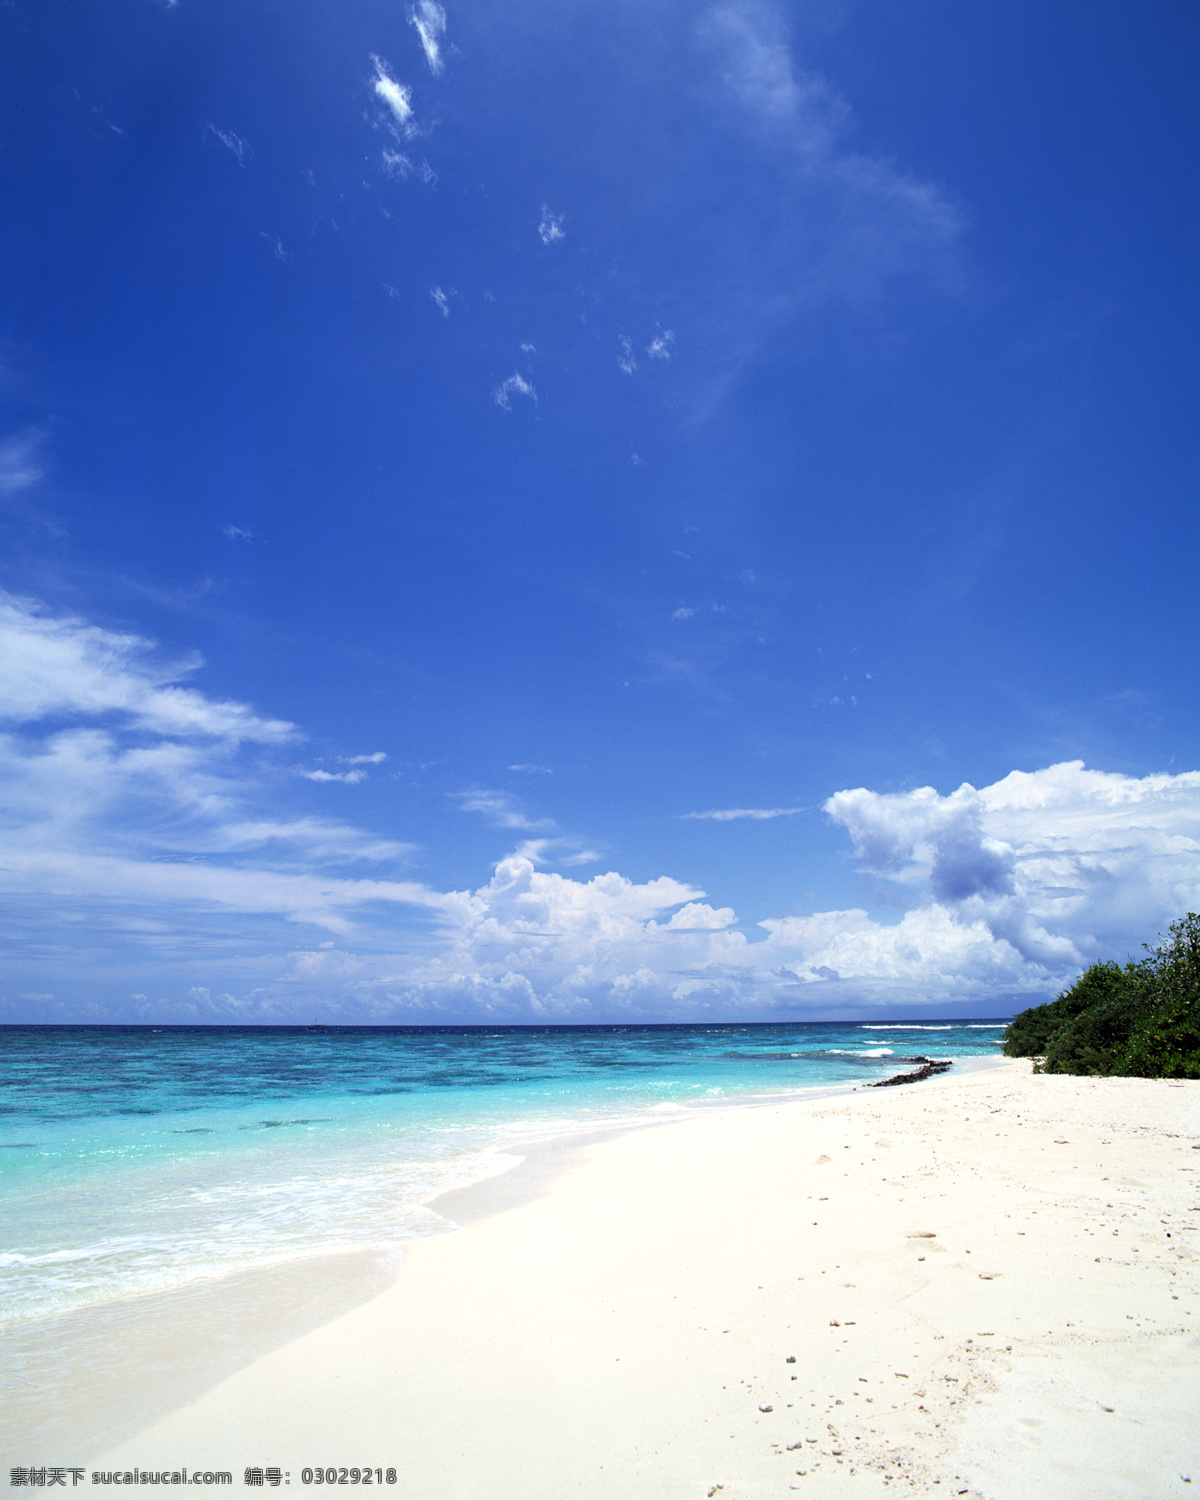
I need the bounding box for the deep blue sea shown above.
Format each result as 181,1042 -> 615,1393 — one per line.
0,1022 -> 1006,1323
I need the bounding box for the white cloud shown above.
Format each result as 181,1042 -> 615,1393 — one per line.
613,0 -> 963,403
261,234 -> 291,263
0,596 -> 441,955
647,329 -> 675,362
682,805 -> 804,821
371,57 -> 414,131
409,0 -> 447,75
0,593 -> 293,742
817,761 -> 1200,979
509,764 -> 552,774
0,845 -> 448,938
617,336 -> 637,374
2,608 -> 1195,1022
453,789 -> 554,831
430,286 -> 450,316
538,204 -> 565,244
700,1 -> 847,147
672,606 -> 695,620
493,372 -> 536,410
222,525 -> 254,541
381,150 -> 413,180
0,430 -> 45,496
203,122 -> 250,166
350,855 -> 745,1020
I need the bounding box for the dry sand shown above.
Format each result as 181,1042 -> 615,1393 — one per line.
79,1060 -> 1200,1498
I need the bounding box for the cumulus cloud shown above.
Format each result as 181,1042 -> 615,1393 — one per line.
409,0 -> 447,75
647,329 -> 675,362
617,336 -> 637,375
681,805 -> 804,821
2,608 -> 1196,1023
340,855 -> 746,1021
430,286 -> 450,316
814,762 -> 1200,981
493,372 -> 536,410
538,204 -> 565,244
371,57 -> 414,130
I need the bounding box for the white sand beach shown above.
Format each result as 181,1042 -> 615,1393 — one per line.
80,1060 -> 1200,1499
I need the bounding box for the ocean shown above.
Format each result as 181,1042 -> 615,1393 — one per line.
0,1021 -> 1007,1327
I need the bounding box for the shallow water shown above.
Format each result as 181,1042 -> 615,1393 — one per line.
0,1021 -> 1006,1322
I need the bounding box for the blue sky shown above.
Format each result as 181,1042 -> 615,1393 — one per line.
2,0 -> 1198,1023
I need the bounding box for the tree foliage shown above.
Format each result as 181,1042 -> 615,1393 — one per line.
1002,913 -> 1200,1078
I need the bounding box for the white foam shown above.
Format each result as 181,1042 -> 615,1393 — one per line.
1,1145 -> 522,1323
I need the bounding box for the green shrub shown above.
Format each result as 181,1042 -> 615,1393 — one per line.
1120,912 -> 1200,1079
1041,976 -> 1142,1075
1002,961 -> 1127,1060
1001,913 -> 1200,1079
1122,990 -> 1200,1078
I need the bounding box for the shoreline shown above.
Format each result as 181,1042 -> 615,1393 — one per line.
428,1051 -> 1009,1229
21,1055 -> 1200,1497
2,1055 -> 1005,1459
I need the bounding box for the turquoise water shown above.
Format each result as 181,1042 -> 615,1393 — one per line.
0,1022 -> 1006,1321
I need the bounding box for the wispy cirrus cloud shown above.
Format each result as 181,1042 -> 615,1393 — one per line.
0,593 -> 294,742
0,595 -> 441,970
697,1 -> 961,303
681,805 -> 805,821
493,372 -> 536,410
409,0 -> 447,75
203,122 -> 251,166
0,429 -> 46,497
538,204 -> 565,245
452,788 -> 554,831
381,149 -> 413,180
371,56 -> 415,132
586,0 -> 965,409
260,233 -> 291,263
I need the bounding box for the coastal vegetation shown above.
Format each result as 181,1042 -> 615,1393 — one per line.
1003,912 -> 1200,1077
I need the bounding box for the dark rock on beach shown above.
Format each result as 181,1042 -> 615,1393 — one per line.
870,1057 -> 953,1088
